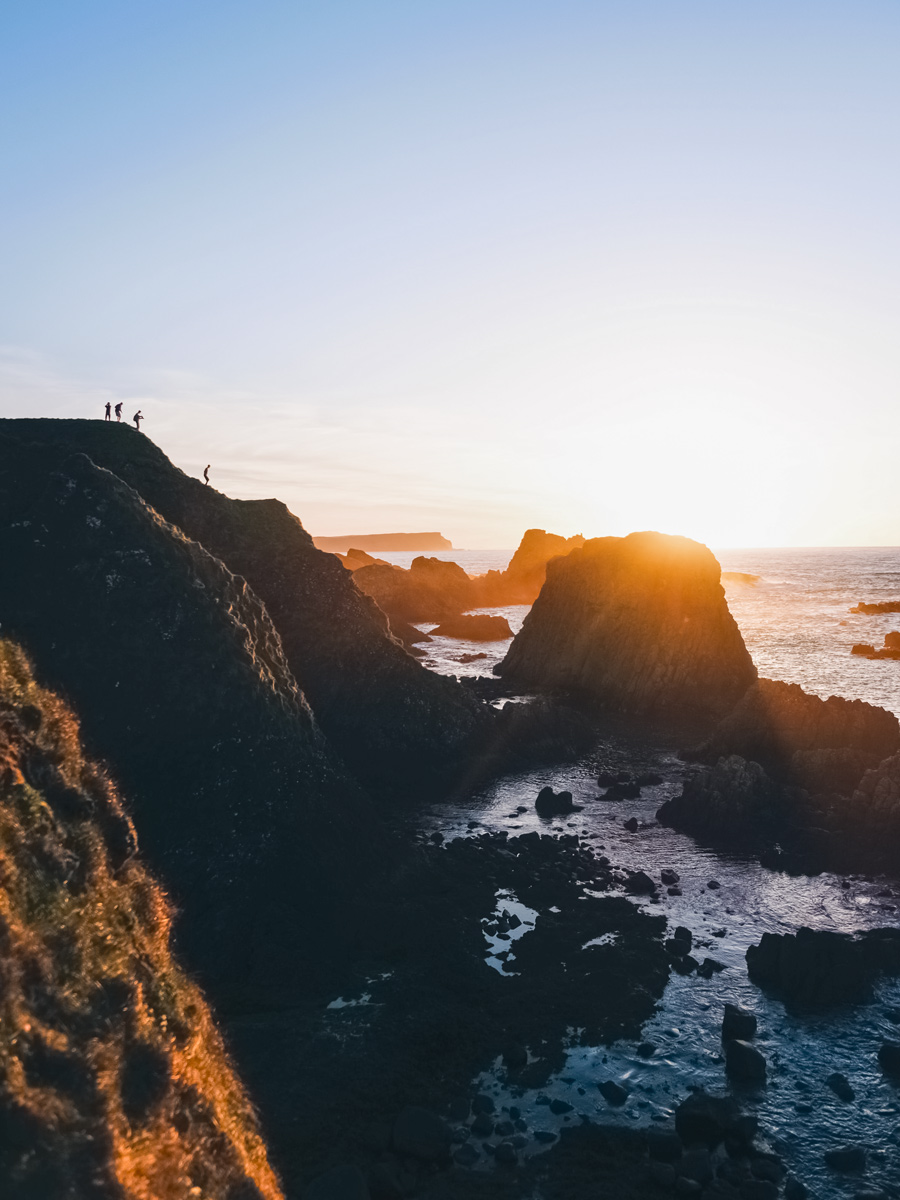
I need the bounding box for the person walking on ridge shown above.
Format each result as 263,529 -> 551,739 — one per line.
133,410 -> 143,430
104,402 -> 111,421
203,464 -> 210,485
114,402 -> 123,422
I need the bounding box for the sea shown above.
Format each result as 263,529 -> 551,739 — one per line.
378,546 -> 900,717
371,545 -> 900,1196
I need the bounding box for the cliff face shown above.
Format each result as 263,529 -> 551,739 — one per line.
496,531 -> 757,724
0,447 -> 377,999
472,529 -> 585,606
0,420 -> 486,791
0,640 -> 282,1200
687,678 -> 900,793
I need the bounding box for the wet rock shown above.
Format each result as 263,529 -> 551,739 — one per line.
823,1144 -> 865,1172
722,1004 -> 757,1042
470,1114 -> 494,1137
623,817 -> 639,833
549,1098 -> 573,1114
431,614 -> 514,641
494,1120 -> 514,1137
637,772 -> 664,786
637,1042 -> 657,1058
494,1141 -> 517,1165
392,1107 -> 451,1161
661,869 -> 680,886
605,782 -> 642,800
783,1178 -> 807,1200
597,1080 -> 629,1106
496,532 -> 757,722
668,886 -> 683,896
624,870 -> 657,894
877,1039 -> 900,1076
535,786 -> 576,816
452,1144 -> 479,1167
826,1071 -> 855,1101
696,958 -> 726,978
708,880 -> 720,889
306,1166 -> 370,1200
533,1131 -> 557,1143
657,756 -> 782,839
725,1040 -> 767,1084
746,928 -> 873,1012
672,955 -> 699,975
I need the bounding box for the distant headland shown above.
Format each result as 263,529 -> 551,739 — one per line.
312,531 -> 452,552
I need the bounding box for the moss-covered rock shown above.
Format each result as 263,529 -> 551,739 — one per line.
0,640 -> 283,1200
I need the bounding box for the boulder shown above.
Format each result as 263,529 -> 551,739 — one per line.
674,1091 -> 755,1149
391,1107 -> 451,1161
823,1145 -> 865,1172
354,557 -> 476,623
724,1040 -> 767,1084
877,1040 -> 900,1077
496,532 -> 756,725
0,641 -> 283,1200
684,678 -> 900,794
597,1080 -> 629,1106
825,1072 -> 855,1101
0,420 -> 487,793
535,786 -> 576,816
746,928 -> 875,1012
431,614 -> 514,641
657,756 -> 783,838
722,1004 -> 757,1042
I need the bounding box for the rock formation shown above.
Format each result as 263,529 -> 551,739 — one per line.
851,631 -> 900,660
496,531 -> 757,725
312,532 -> 451,552
335,547 -> 390,570
684,678 -> 900,794
0,420 -> 487,791
353,556 -> 477,623
848,752 -> 900,842
431,613 -> 513,641
0,447 -> 381,999
657,756 -> 785,838
0,640 -> 283,1199
849,600 -> 900,614
746,927 -> 900,1013
471,528 -> 585,606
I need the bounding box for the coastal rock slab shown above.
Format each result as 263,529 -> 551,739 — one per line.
496,531 -> 756,725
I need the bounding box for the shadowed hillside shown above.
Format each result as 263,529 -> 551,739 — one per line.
0,444 -> 381,1002
0,420 -> 486,792
0,640 -> 282,1200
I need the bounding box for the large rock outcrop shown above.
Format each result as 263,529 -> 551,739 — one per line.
0,447 -> 379,999
685,678 -> 900,794
657,755 -> 785,839
0,640 -> 282,1199
471,529 -> 585,606
0,420 -> 486,791
496,531 -> 756,724
353,556 -> 477,623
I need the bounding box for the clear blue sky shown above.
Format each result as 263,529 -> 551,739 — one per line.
2,1 -> 899,545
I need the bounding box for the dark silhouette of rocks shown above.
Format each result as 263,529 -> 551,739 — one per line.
745,927 -> 900,1013
849,752 -> 900,841
851,631 -> 900,660
0,640 -> 283,1200
0,447 -> 380,998
431,613 -> 513,641
850,600 -> 900,614
336,547 -> 390,570
684,679 -> 900,793
471,528 -> 585,606
0,420 -> 486,792
496,531 -> 756,725
313,532 -> 451,552
353,556 -> 476,623
657,755 -> 785,838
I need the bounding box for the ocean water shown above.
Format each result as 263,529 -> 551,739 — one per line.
379,546 -> 900,715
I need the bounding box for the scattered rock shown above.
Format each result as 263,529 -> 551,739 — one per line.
725,1040 -> 767,1084
823,1144 -> 865,1172
623,817 -> 639,833
661,869 -> 680,886
549,1098 -> 573,1114
826,1071 -> 855,1101
674,1091 -> 756,1149
597,1080 -> 629,1106
722,1004 -> 757,1042
624,870 -> 657,894
637,1042 -> 657,1058
535,786 -> 576,816
877,1039 -> 900,1077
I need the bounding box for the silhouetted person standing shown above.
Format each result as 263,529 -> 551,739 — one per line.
203,465 -> 210,485
133,410 -> 143,430
104,402 -> 111,421
114,402 -> 123,422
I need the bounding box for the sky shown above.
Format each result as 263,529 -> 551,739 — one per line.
1,1 -> 899,548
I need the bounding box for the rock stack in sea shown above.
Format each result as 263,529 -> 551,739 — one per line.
0,640 -> 283,1200
471,528 -> 585,606
495,531 -> 757,726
